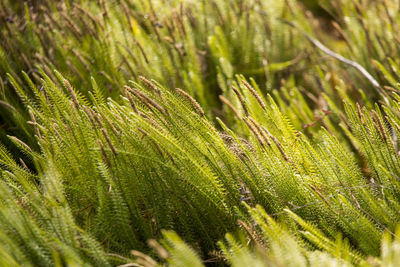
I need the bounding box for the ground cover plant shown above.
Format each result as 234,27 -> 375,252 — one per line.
2,0 -> 400,266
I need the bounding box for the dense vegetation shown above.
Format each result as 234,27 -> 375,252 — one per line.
1,0 -> 400,266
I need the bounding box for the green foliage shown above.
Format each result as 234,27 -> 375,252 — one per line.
2,0 -> 400,266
